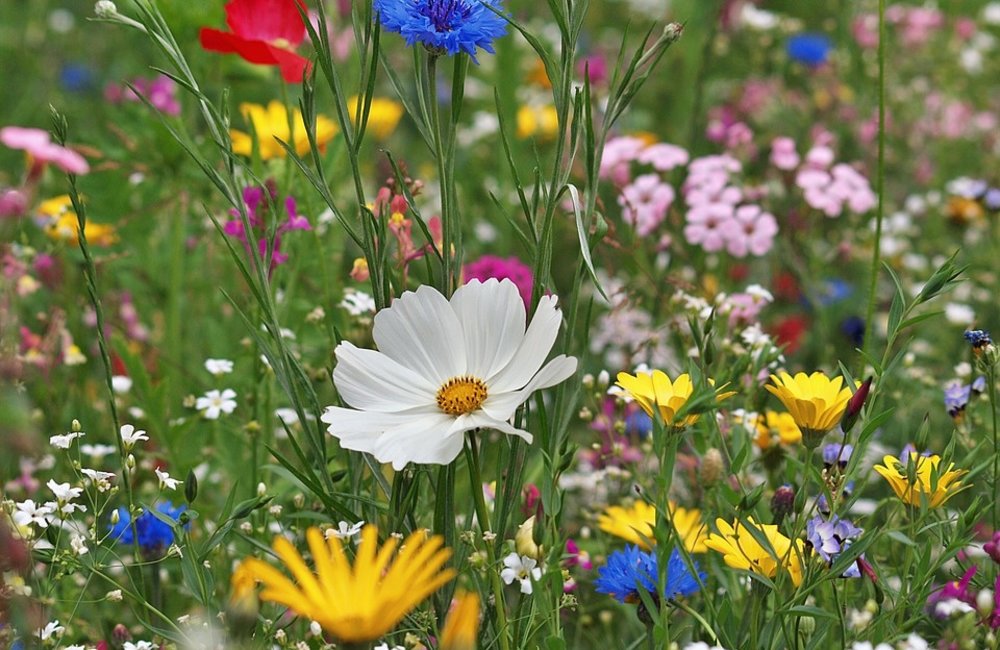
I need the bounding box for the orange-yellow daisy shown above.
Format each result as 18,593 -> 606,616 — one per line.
873,453 -> 967,508
597,500 -> 709,553
616,370 -> 734,429
704,517 -> 805,587
765,372 -> 853,447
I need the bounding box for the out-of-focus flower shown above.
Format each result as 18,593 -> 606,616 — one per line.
754,411 -> 802,449
463,255 -> 534,308
786,33 -> 832,67
238,525 -> 454,642
321,279 -> 576,470
205,358 -> 235,375
615,370 -> 733,429
873,453 -> 966,508
439,590 -> 480,650
595,545 -> 702,603
0,126 -> 89,174
230,101 -> 337,159
199,0 -> 311,83
719,204 -> 778,257
984,530 -> 1000,565
373,0 -> 507,62
618,174 -> 675,236
597,501 -> 708,553
770,137 -> 800,170
765,372 -> 852,447
705,517 -> 805,586
38,195 -> 117,246
105,74 -> 181,116
927,566 -> 976,619
110,502 -> 185,557
516,104 -> 559,140
500,552 -> 542,594
349,96 -> 404,139
224,183 -> 311,271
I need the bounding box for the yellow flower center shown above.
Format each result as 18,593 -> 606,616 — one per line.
436,376 -> 488,416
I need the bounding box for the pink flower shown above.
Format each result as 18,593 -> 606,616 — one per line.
0,127 -> 89,175
600,136 -> 646,185
770,137 -> 800,170
720,204 -> 778,257
636,143 -> 688,171
618,174 -> 674,236
684,202 -> 733,252
0,188 -> 28,218
463,255 -> 534,308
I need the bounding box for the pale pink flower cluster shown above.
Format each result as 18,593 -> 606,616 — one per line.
682,155 -> 778,257
601,137 -> 689,235
853,5 -> 944,49
794,145 -> 877,217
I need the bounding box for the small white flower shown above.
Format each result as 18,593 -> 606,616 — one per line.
13,500 -> 55,528
155,468 -> 182,491
899,633 -> 930,650
499,552 -> 542,595
36,620 -> 65,640
50,430 -> 85,449
745,284 -> 774,304
196,389 -> 237,419
309,621 -> 323,636
683,643 -> 730,650
112,375 -> 133,394
120,424 -> 149,450
124,642 -> 156,650
326,520 -> 365,541
80,443 -> 117,458
70,534 -> 89,556
106,589 -> 124,602
340,289 -> 377,316
373,644 -> 405,650
934,598 -> 975,618
944,303 -> 975,326
94,1 -> 118,18
47,479 -> 83,503
81,468 -> 117,492
204,358 -> 234,375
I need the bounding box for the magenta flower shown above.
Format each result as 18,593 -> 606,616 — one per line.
463,255 -> 534,308
106,74 -> 181,116
223,183 -> 310,272
0,127 -> 89,175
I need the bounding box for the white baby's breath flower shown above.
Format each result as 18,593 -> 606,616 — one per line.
120,424 -> 149,450
47,479 -> 83,503
13,500 -> 55,528
155,468 -> 182,491
50,430 -> 85,449
106,589 -> 123,602
340,289 -> 377,316
196,389 -> 237,419
36,620 -> 65,640
500,552 -> 542,595
321,279 -> 577,470
80,443 -> 117,459
204,358 -> 234,375
70,534 -> 89,556
326,520 -> 365,541
123,642 -> 156,650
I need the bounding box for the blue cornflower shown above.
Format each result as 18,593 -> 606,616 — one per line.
110,501 -> 186,557
806,515 -> 863,578
595,546 -> 702,604
840,316 -> 865,348
964,329 -> 992,350
786,33 -> 832,67
817,278 -> 852,306
374,0 -> 507,62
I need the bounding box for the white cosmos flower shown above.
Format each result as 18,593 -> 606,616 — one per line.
321,279 -> 577,470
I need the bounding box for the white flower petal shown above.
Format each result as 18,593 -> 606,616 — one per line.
450,412 -> 534,444
487,294 -> 563,392
323,408 -> 460,470
372,285 -> 467,384
450,279 -> 525,378
332,342 -> 437,412
482,355 -> 577,421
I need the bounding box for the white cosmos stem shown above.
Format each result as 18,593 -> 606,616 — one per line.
321,279 -> 577,470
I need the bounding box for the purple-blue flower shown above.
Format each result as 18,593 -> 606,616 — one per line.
110,501 -> 186,557
595,546 -> 703,603
374,0 -> 507,62
786,33 -> 832,67
822,442 -> 853,468
806,515 -> 863,578
964,329 -> 992,349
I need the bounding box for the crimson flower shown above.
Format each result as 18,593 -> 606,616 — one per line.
199,0 -> 311,83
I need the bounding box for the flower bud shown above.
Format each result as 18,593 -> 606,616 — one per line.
578,407 -> 593,422
770,484 -> 795,522
597,370 -> 610,389
112,623 -> 131,643
798,616 -> 815,636
125,454 -> 136,470
581,373 -> 595,390
985,532 -> 1000,565
700,448 -> 725,486
94,1 -> 118,18
71,419 -> 82,432
257,482 -> 267,497
184,469 -> 198,504
840,377 -> 872,434
977,589 -> 994,618
515,516 -> 543,561
110,509 -> 120,525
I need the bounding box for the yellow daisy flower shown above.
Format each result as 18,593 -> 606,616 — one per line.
704,517 -> 805,587
754,410 -> 803,450
230,101 -> 338,160
873,453 -> 967,508
597,500 -> 708,553
440,590 -> 480,650
350,96 -> 404,139
238,525 -> 455,643
764,372 -> 853,447
616,370 -> 734,429
39,195 -> 118,246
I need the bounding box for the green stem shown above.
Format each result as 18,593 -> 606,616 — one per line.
465,435 -> 511,650
861,0 -> 887,374
988,365 -> 999,529
427,54 -> 455,295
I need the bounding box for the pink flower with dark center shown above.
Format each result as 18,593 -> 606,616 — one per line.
721,204 -> 778,257
600,136 -> 646,185
0,127 -> 89,175
770,137 -> 800,170
684,202 -> 733,252
618,174 -> 675,236
637,143 -> 689,171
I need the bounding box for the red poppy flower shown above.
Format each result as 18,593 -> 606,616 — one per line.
199,0 -> 311,83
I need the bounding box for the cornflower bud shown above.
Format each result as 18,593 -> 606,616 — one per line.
840,377 -> 872,434
700,448 -> 724,486
770,484 -> 796,524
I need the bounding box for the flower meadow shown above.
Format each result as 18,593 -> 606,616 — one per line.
4,1 -> 1000,649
